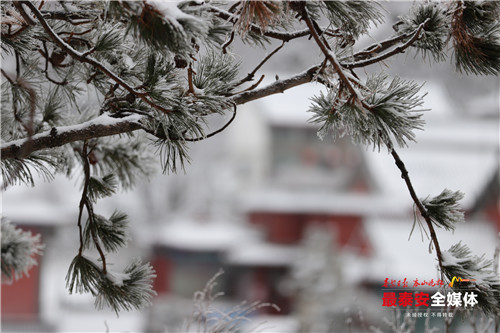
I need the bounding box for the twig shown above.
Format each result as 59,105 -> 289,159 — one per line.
15,50 -> 21,78
231,63 -> 321,105
187,64 -> 195,95
222,31 -> 235,54
391,148 -> 444,272
230,74 -> 265,96
185,103 -> 237,142
78,141 -> 107,273
85,198 -> 107,274
42,41 -> 68,85
341,20 -> 428,70
208,5 -> 311,42
233,40 -> 285,88
77,140 -> 90,257
342,31 -> 414,63
145,104 -> 237,142
13,1 -> 36,25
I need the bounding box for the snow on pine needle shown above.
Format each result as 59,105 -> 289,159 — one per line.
1,218 -> 44,282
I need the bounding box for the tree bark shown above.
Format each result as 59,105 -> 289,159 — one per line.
1,115 -> 143,160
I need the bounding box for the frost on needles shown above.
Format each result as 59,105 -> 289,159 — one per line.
421,189 -> 466,232
1,218 -> 44,282
1,0 -> 500,317
308,73 -> 426,151
442,242 -> 500,315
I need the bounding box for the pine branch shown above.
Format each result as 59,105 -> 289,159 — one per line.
20,1 -> 174,115
341,32 -> 412,63
1,114 -> 144,160
390,148 -> 444,272
232,41 -> 285,88
231,63 -> 322,105
421,189 -> 465,231
1,68 -> 323,160
441,242 -> 500,315
76,140 -> 90,257
341,20 -> 428,70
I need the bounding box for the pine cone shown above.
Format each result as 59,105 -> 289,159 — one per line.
174,55 -> 188,68
50,50 -> 67,67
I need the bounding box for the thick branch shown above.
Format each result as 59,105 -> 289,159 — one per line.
231,64 -> 321,104
391,148 -> 444,271
1,114 -> 143,160
2,65 -> 322,160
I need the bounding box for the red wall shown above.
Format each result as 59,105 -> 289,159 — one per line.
485,200 -> 500,231
249,212 -> 371,255
151,249 -> 172,295
1,254 -> 41,322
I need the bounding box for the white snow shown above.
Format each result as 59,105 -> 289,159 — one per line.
225,242 -> 299,266
106,270 -> 131,287
240,189 -> 409,217
440,250 -> 462,267
155,220 -> 260,252
1,113 -> 143,150
147,1 -> 194,21
146,0 -> 206,34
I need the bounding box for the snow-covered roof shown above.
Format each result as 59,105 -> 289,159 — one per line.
359,218 -> 499,283
365,118 -> 499,209
155,220 -> 260,252
240,189 -> 408,217
225,241 -> 299,267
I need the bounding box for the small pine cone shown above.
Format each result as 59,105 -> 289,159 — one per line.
125,93 -> 136,103
174,55 -> 188,68
50,50 -> 67,67
191,38 -> 200,52
88,151 -> 98,165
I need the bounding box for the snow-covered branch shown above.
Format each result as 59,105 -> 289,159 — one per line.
232,64 -> 321,105
1,114 -> 144,160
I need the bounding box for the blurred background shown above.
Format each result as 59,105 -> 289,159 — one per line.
1,2 -> 499,332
